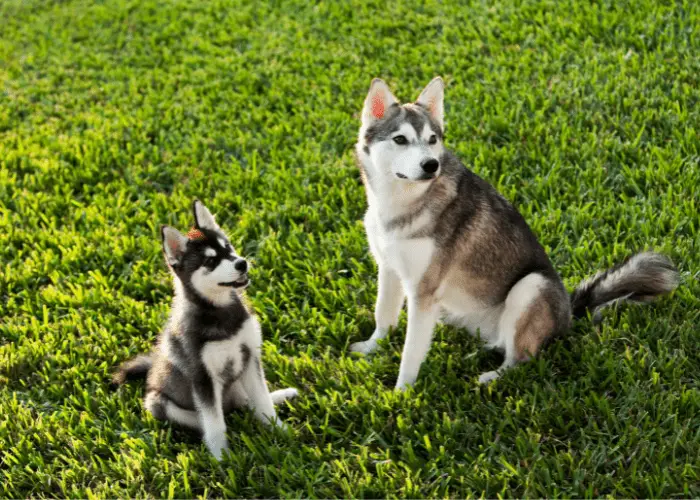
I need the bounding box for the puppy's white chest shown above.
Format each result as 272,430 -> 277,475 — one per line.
200,337 -> 243,382
199,318 -> 261,383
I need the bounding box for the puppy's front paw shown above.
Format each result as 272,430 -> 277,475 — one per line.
264,414 -> 292,433
275,421 -> 291,433
349,339 -> 377,355
207,439 -> 229,461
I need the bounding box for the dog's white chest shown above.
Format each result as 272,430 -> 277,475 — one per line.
366,208 -> 435,287
382,235 -> 435,286
366,210 -> 435,286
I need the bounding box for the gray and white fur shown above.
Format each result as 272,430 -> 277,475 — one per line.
113,200 -> 298,459
351,77 -> 680,389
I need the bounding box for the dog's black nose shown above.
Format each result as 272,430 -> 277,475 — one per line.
421,159 -> 439,174
234,259 -> 248,273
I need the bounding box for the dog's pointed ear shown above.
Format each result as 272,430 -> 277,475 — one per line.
192,200 -> 220,232
362,78 -> 398,126
416,77 -> 445,129
161,226 -> 188,266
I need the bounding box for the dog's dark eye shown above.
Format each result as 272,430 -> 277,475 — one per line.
204,257 -> 216,267
393,135 -> 408,145
428,134 -> 437,145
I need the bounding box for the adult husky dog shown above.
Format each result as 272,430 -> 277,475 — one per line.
350,77 -> 679,389
113,200 -> 298,459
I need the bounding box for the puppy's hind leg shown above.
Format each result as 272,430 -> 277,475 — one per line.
270,388 -> 299,405
144,390 -> 200,429
225,380 -> 298,409
478,273 -> 562,385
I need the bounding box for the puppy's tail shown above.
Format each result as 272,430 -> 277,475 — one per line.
570,252 -> 679,320
111,354 -> 153,387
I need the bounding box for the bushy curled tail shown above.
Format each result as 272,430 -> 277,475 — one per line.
111,355 -> 152,387
570,252 -> 679,319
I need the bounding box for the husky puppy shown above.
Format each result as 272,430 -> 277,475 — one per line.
113,200 -> 298,459
350,77 -> 679,389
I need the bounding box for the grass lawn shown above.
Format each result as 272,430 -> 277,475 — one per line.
1,0 -> 699,497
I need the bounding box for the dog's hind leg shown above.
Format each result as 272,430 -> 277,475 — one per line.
270,388 -> 299,405
479,273 -> 563,385
350,266 -> 405,354
144,390 -> 200,429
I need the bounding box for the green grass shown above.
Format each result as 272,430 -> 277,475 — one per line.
1,0 -> 699,497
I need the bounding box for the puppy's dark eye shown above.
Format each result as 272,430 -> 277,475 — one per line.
393,135 -> 408,145
204,257 -> 216,267
428,134 -> 437,145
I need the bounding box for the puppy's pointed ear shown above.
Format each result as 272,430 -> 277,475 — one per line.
416,77 -> 445,129
161,226 -> 188,266
192,200 -> 220,232
362,78 -> 399,126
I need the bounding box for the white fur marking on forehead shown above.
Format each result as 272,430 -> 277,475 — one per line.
204,248 -> 217,257
395,123 -> 418,141
421,126 -> 437,141
217,237 -> 227,248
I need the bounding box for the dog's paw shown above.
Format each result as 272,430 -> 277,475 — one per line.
349,339 -> 377,355
282,387 -> 299,399
267,416 -> 292,433
478,370 -> 501,385
395,374 -> 417,391
207,441 -> 229,461
270,388 -> 299,405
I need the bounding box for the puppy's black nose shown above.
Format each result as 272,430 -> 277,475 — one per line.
421,159 -> 439,174
234,259 -> 248,273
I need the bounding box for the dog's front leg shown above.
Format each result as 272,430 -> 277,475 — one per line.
192,370 -> 227,460
350,265 -> 405,354
395,296 -> 439,390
